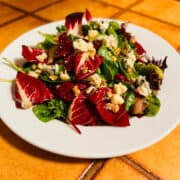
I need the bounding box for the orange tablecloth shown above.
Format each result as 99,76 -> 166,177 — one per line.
0,0 -> 180,179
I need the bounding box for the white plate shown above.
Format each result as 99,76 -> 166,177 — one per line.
0,19 -> 180,159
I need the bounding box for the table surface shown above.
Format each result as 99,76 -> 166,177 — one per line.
0,0 -> 180,179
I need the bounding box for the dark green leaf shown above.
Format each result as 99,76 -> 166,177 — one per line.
33,99 -> 68,122
98,45 -> 119,81
125,91 -> 135,110
144,95 -> 160,116
56,25 -> 66,33
118,58 -> 137,81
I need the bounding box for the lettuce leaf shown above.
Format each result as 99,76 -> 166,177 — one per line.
33,99 -> 68,122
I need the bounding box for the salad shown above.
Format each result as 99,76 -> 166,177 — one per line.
2,9 -> 167,133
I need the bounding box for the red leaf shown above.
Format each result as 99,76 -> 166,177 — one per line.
55,82 -> 87,103
22,45 -> 47,63
15,72 -> 54,109
96,102 -> 130,126
65,12 -> 84,35
64,55 -> 75,71
55,33 -> 74,58
88,87 -> 111,104
74,52 -> 103,80
135,42 -> 146,56
68,93 -> 100,125
85,9 -> 92,23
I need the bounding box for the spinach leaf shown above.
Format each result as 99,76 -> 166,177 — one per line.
98,45 -> 119,81
22,62 -> 35,72
144,95 -> 160,116
107,21 -> 119,39
102,60 -> 118,81
33,99 -> 68,122
124,91 -> 135,111
38,32 -> 56,49
56,25 -> 66,33
118,58 -> 137,81
98,45 -> 112,60
39,32 -> 56,45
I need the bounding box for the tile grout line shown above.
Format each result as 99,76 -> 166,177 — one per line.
110,0 -> 144,18
0,1 -> 53,25
120,156 -> 161,180
129,9 -> 180,28
77,155 -> 162,180
94,0 -> 126,10
78,159 -> 106,180
31,0 -> 63,13
0,14 -> 26,28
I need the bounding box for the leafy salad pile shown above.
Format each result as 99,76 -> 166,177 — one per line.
2,9 -> 167,133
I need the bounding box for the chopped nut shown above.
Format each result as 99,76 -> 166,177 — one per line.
130,36 -> 136,44
112,56 -> 117,62
114,48 -> 120,56
81,67 -> 88,74
106,91 -> 113,99
127,67 -> 132,73
88,30 -> 98,41
111,94 -> 124,105
106,103 -> 119,113
36,52 -> 47,62
88,73 -> 102,88
28,71 -> 39,78
35,69 -> 42,74
32,64 -> 37,70
60,70 -> 70,81
72,85 -> 80,96
86,86 -> 96,94
111,104 -> 120,113
49,74 -> 58,81
37,63 -> 43,69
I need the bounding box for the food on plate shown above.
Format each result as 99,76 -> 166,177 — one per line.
2,9 -> 167,133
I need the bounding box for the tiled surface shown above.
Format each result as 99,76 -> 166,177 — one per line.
0,0 -> 58,12
130,125 -> 180,179
0,4 -> 23,25
116,11 -> 180,48
132,0 -> 180,26
36,0 -> 120,20
0,0 -> 180,179
97,0 -> 138,8
94,158 -> 147,180
0,121 -> 90,180
0,16 -> 44,51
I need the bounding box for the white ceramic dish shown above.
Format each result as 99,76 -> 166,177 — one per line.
0,19 -> 180,159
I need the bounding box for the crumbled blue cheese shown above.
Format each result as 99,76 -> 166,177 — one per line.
136,76 -> 152,97
73,38 -> 96,57
124,50 -> 136,69
87,73 -> 102,88
97,34 -> 118,50
113,82 -> 127,95
99,20 -> 109,33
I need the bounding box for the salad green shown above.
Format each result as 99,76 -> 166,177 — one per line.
1,9 -> 167,132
